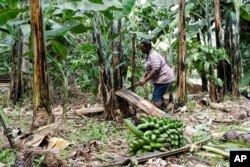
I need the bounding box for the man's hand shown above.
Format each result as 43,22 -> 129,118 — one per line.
140,69 -> 159,86
139,79 -> 147,86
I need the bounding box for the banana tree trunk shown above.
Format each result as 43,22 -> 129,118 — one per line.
197,33 -> 208,92
232,1 -> 241,97
30,0 -> 54,129
177,0 -> 187,105
206,0 -> 217,102
224,11 -> 232,93
112,21 -> 122,91
94,30 -> 114,120
131,34 -> 136,90
93,14 -> 115,120
111,21 -> 130,118
10,27 -> 23,104
214,0 -> 225,101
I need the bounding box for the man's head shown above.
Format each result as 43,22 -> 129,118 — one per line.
140,39 -> 152,54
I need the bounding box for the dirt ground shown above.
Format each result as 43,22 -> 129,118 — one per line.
1,84 -> 250,167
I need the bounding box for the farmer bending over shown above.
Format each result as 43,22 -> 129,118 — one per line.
139,39 -> 174,109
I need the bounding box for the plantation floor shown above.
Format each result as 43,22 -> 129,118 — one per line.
1,84 -> 250,167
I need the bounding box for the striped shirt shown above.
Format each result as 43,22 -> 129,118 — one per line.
144,49 -> 174,84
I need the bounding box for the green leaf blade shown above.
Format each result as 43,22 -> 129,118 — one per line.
0,9 -> 26,25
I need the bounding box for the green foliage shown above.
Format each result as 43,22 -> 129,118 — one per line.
73,53 -> 100,95
33,155 -> 45,167
45,24 -> 94,37
225,1 -> 250,22
51,40 -> 68,60
0,88 -> 9,106
3,0 -> 19,9
187,100 -> 197,111
0,149 -> 16,166
192,130 -> 210,143
240,30 -> 250,88
187,43 -> 229,87
0,49 -> 10,77
122,0 -> 136,15
0,8 -> 26,25
240,3 -> 250,21
48,56 -> 72,114
89,0 -> 104,5
68,120 -> 121,143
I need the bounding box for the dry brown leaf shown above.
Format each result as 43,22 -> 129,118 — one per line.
47,137 -> 59,149
47,137 -> 70,150
53,105 -> 63,115
35,123 -> 55,133
145,158 -> 167,167
211,132 -> 225,138
25,134 -> 46,147
184,126 -> 196,137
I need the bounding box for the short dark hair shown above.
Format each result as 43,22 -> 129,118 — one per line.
141,39 -> 152,49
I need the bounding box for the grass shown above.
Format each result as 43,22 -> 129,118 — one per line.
59,148 -> 73,160
125,130 -> 137,142
187,100 -> 197,111
59,118 -> 129,161
191,130 -> 210,143
66,119 -> 124,143
0,149 -> 17,167
195,153 -> 229,167
218,124 -> 250,133
33,155 -> 45,167
1,100 -> 130,164
0,87 -> 9,106
0,105 -> 31,132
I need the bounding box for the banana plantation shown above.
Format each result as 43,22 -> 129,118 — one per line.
1,0 -> 250,166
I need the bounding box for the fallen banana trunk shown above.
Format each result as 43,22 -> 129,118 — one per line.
202,145 -> 229,158
115,89 -> 172,118
96,137 -> 212,167
75,107 -> 104,116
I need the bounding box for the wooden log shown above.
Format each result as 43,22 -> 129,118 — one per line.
200,97 -> 232,112
75,107 -> 104,116
209,102 -> 232,112
115,89 -> 172,118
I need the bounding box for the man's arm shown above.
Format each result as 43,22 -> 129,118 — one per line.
140,69 -> 160,86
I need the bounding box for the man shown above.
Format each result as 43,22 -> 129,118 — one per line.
139,39 -> 174,109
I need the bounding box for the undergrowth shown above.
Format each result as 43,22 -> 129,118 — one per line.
0,149 -> 17,167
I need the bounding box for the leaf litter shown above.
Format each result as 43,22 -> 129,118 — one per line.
1,85 -> 250,166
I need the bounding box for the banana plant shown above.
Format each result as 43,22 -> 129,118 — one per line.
0,0 -> 29,104
187,44 -> 229,88
48,56 -> 73,118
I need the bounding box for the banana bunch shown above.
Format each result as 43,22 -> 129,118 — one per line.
124,116 -> 186,155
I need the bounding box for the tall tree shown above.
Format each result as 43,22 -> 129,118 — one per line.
10,27 -> 23,104
206,0 -> 217,102
131,34 -> 137,90
214,0 -> 225,101
197,33 -> 208,92
93,14 -> 115,120
177,0 -> 187,105
223,0 -> 233,95
30,0 -> 54,129
232,0 -> 241,97
112,20 -> 130,118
